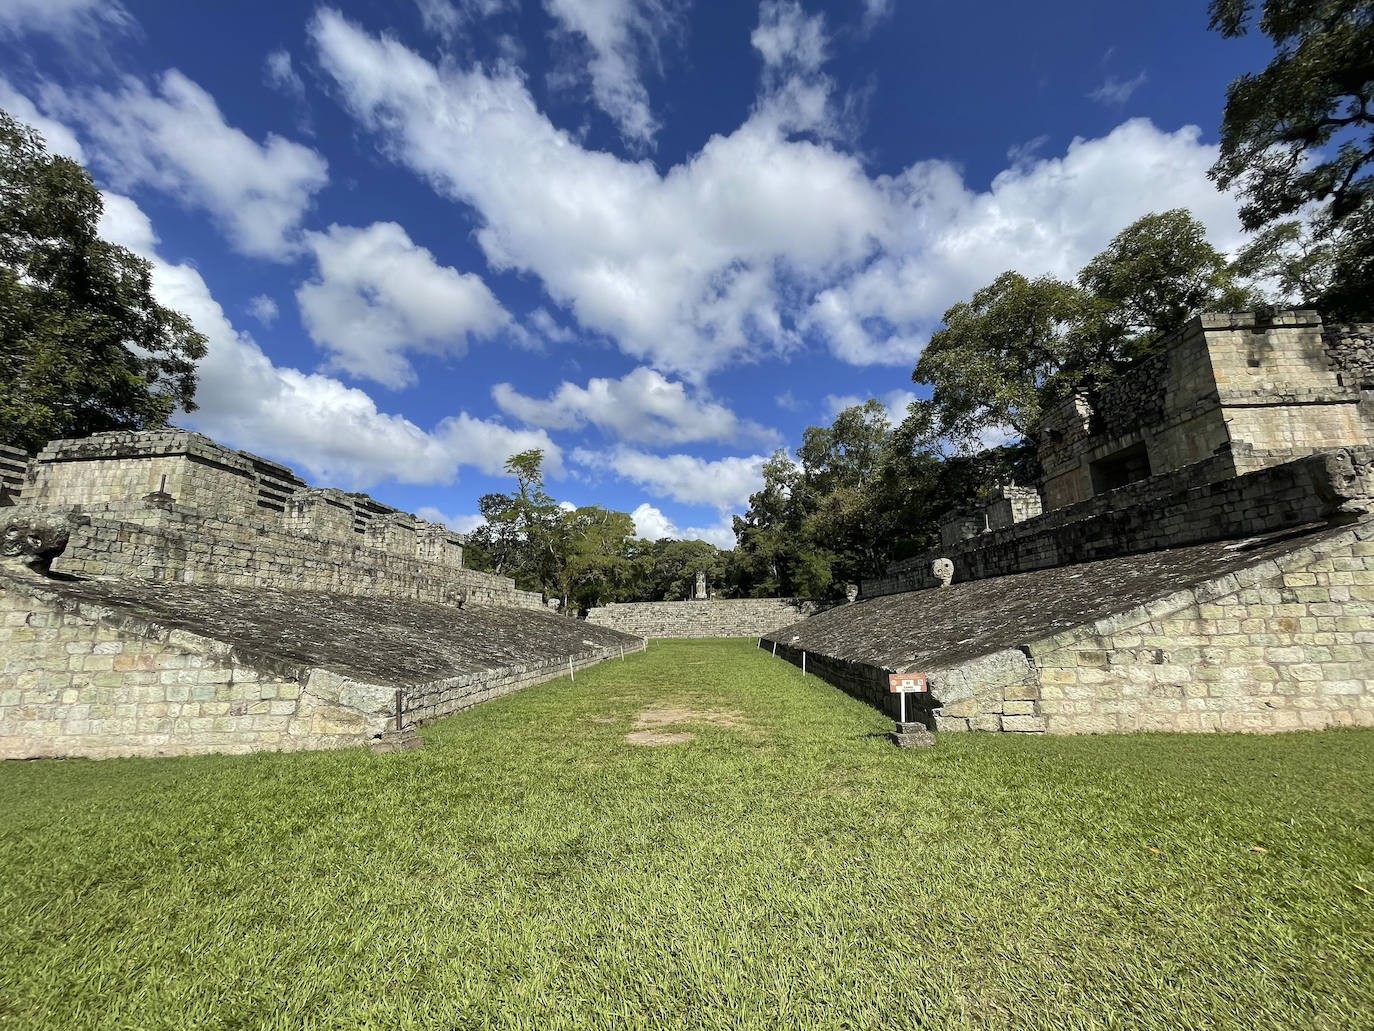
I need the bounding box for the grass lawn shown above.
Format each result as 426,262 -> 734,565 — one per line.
2,638 -> 1373,1030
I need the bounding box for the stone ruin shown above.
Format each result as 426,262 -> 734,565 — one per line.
763,311 -> 1374,738
0,429 -> 644,760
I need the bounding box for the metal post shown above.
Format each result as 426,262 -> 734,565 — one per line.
802,652 -> 806,676
569,657 -> 574,682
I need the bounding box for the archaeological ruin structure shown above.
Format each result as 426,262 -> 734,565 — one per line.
0,430 -> 643,760
763,311 -> 1374,736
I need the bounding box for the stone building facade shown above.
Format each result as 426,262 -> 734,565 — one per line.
0,428 -> 645,760
767,311 -> 1374,737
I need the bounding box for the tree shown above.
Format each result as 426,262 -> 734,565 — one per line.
1078,209 -> 1254,349
467,449 -> 560,585
1208,0 -> 1374,317
905,271 -> 1085,451
0,109 -> 206,451
907,210 -> 1252,453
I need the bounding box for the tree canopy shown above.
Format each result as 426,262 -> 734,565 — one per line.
1209,0 -> 1374,317
0,109 -> 207,452
905,209 -> 1250,452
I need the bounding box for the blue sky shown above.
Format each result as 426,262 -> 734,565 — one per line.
0,0 -> 1274,546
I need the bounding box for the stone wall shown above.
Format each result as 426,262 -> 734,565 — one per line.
16,429 -> 543,609
0,445 -> 27,507
1037,312 -> 1373,511
0,572 -> 645,760
585,597 -> 817,638
48,502 -> 541,608
864,447 -> 1374,597
0,579 -> 392,759
765,521 -> 1374,736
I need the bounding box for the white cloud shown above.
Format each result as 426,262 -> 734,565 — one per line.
492,366 -> 778,446
96,191 -> 559,489
51,70 -> 328,261
415,506 -> 486,534
311,7 -> 884,381
0,0 -> 132,44
297,221 -> 513,388
631,503 -> 735,549
415,0 -> 517,42
247,295 -> 279,327
543,0 -> 684,147
775,390 -> 803,412
264,49 -> 306,101
311,11 -> 1244,380
859,0 -> 894,33
809,119 -> 1246,366
0,77 -> 85,161
822,388 -> 917,426
573,446 -> 766,510
751,0 -> 826,73
1089,71 -> 1147,106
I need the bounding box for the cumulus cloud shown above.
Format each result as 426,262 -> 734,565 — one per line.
573,446 -> 766,510
0,77 -> 85,161
49,70 -> 328,261
822,388 -> 917,426
311,10 -> 1243,382
415,506 -> 487,533
492,367 -> 778,446
297,221 -> 513,388
544,0 -> 685,147
0,0 -> 133,44
1089,71 -> 1147,106
95,191 -> 559,488
247,295 -> 279,327
859,0 -> 894,33
264,50 -> 306,101
631,503 -> 736,549
311,6 -> 884,381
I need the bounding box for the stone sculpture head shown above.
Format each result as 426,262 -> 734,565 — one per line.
1,509 -> 84,576
845,583 -> 859,604
932,557 -> 954,588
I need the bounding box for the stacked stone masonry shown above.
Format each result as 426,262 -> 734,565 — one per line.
585,598 -> 817,638
0,445 -> 27,507
766,522 -> 1374,736
0,572 -> 644,760
18,430 -> 544,609
1038,312 -> 1373,512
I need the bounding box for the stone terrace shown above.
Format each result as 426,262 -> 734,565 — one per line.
0,572 -> 644,760
764,520 -> 1374,735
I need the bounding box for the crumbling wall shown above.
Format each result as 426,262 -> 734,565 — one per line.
1037,311 -> 1373,511
865,447 -> 1374,597
0,579 -> 395,759
0,445 -> 27,507
585,598 -> 817,638
17,429 -> 542,609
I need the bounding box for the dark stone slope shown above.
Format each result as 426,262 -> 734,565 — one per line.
763,522 -> 1355,674
13,575 -> 642,686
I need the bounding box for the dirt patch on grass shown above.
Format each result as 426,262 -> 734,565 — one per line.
624,730 -> 695,746
623,705 -> 746,746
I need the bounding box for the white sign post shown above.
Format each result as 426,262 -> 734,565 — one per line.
888,672 -> 929,724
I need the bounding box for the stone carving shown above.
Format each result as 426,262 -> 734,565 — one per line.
845,583 -> 859,604
694,569 -> 708,600
932,558 -> 954,588
1,509 -> 85,576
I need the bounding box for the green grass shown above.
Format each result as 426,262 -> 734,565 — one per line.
2,639 -> 1373,1030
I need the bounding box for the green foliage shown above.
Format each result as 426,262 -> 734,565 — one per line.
1209,0 -> 1374,317
908,209 -> 1251,453
727,403 -> 1031,599
0,109 -> 207,451
2,640 -> 1371,1029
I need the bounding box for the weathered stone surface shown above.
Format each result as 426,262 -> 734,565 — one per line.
586,598 -> 817,638
0,508 -> 85,576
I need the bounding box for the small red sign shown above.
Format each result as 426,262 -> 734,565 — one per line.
889,673 -> 928,694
